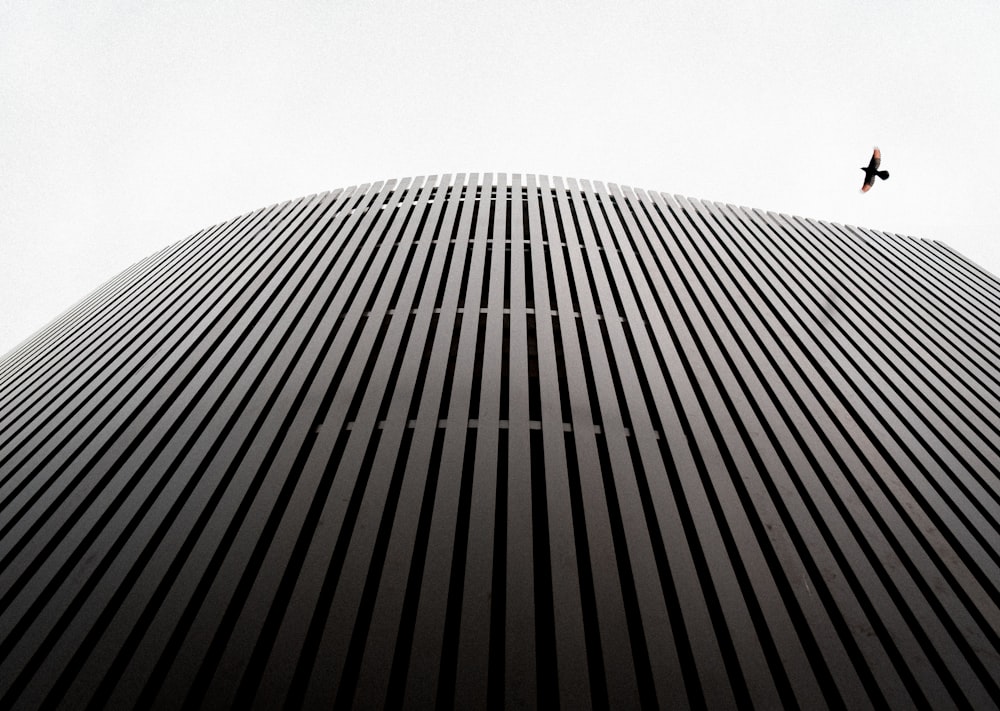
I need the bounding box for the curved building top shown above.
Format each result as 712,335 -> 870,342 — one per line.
2,174 -> 1000,709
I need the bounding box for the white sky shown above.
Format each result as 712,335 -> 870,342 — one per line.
2,1 -> 999,357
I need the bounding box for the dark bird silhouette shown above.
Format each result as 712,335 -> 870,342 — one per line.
861,147 -> 889,193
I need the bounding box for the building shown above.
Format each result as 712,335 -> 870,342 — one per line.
1,174 -> 999,708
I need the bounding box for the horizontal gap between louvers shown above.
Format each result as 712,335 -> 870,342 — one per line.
321,419 -> 660,439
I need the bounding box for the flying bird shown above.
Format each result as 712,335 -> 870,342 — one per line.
860,147 -> 889,193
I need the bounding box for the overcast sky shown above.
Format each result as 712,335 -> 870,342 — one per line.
2,1 -> 998,357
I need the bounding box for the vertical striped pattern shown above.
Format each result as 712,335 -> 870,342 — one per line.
2,175 -> 999,709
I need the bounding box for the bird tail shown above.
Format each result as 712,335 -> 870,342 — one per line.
877,170 -> 889,180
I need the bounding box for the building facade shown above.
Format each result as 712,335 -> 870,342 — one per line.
1,174 -> 999,708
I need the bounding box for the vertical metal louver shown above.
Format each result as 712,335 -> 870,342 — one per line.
1,174 -> 999,709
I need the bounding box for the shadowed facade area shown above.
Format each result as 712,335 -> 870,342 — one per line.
1,174 -> 999,709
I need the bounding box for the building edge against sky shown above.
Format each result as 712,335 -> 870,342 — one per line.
1,174 -> 999,708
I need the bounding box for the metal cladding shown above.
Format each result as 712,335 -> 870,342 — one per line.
1,174 -> 1000,710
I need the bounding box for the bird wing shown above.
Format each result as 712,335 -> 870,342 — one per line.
867,147 -> 881,171
861,179 -> 873,192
